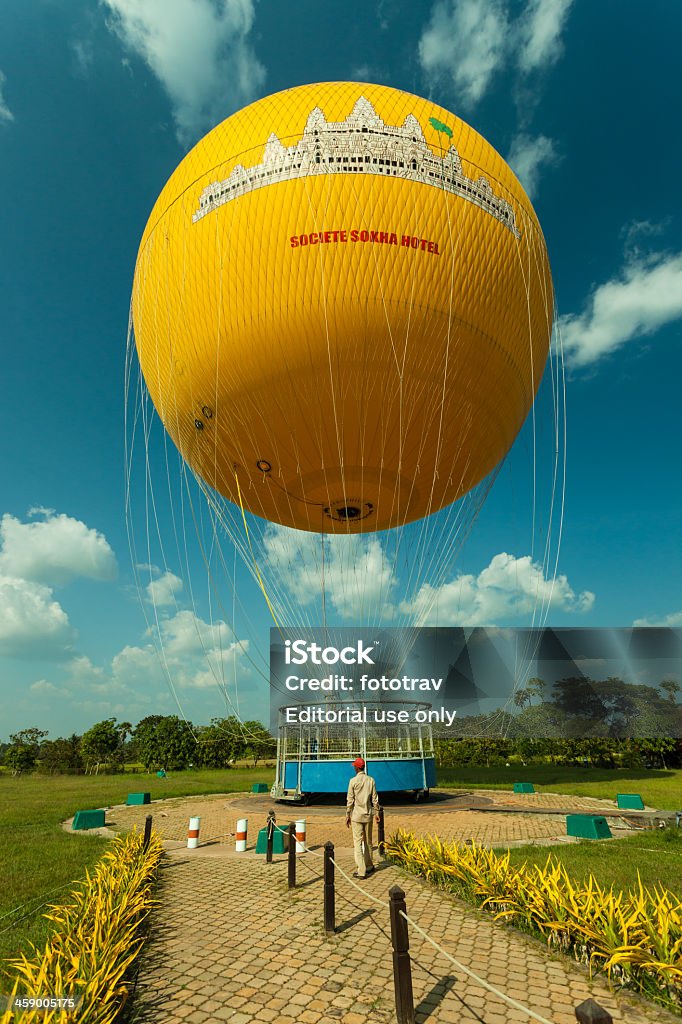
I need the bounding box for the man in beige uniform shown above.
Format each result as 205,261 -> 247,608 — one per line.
346,757 -> 380,879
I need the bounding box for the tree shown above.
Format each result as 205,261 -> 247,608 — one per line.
134,716 -> 196,771
133,716 -> 167,771
631,736 -> 677,770
661,679 -> 681,703
81,718 -> 129,773
512,703 -> 566,739
4,728 -> 48,775
10,728 -> 48,750
196,717 -> 246,768
40,735 -> 84,774
242,721 -> 277,767
5,743 -> 37,775
526,677 -> 546,704
513,688 -> 531,709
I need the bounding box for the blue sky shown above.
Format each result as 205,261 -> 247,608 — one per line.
1,0 -> 681,740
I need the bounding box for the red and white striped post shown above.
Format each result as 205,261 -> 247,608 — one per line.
295,818 -> 307,853
187,816 -> 200,849
235,817 -> 248,852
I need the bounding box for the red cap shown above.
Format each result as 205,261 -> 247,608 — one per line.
352,757 -> 365,769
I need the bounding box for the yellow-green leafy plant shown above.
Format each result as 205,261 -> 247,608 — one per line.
385,830 -> 682,1012
1,830 -> 163,1023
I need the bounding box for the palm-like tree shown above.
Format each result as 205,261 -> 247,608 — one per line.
660,679 -> 681,703
527,677 -> 546,704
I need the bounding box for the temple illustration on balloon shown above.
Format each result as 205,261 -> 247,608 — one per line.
192,95 -> 520,238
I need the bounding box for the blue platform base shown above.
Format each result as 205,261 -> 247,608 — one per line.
281,757 -> 436,795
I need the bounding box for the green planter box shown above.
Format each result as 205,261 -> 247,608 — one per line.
566,814 -> 612,840
616,793 -> 644,810
72,809 -> 106,830
127,792 -> 151,805
513,782 -> 535,793
252,783 -> 269,794
255,826 -> 289,854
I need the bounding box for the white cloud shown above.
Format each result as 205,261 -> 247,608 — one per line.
72,39 -> 95,75
0,510 -> 117,585
418,0 -> 573,109
263,528 -> 592,628
30,679 -> 73,699
262,525 -> 397,620
506,133 -> 559,198
621,219 -> 669,261
0,575 -> 75,658
144,569 -> 184,607
23,608 -> 249,720
111,609 -> 249,691
102,0 -> 265,144
558,252 -> 682,369
399,552 -> 594,625
419,0 -> 509,107
516,0 -> 573,74
633,611 -> 682,628
68,654 -> 108,687
0,70 -> 14,123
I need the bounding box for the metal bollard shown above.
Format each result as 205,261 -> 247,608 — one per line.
187,816 -> 200,849
235,817 -> 248,852
378,807 -> 385,856
288,822 -> 296,889
266,812 -> 275,863
324,841 -> 335,933
574,998 -> 613,1023
388,885 -> 415,1024
143,814 -> 152,851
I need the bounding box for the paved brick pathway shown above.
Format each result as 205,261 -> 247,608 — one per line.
109,791 -> 672,1023
129,845 -> 675,1024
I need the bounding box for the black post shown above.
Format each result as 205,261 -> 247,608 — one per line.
389,885 -> 415,1024
143,814 -> 152,851
574,998 -> 613,1024
266,815 -> 274,863
288,822 -> 296,889
378,807 -> 385,857
324,841 -> 335,933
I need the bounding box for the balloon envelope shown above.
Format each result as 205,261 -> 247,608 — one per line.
132,82 -> 553,533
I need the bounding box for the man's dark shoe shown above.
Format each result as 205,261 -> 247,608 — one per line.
353,872 -> 366,879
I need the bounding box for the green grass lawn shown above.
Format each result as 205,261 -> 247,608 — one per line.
0,767 -> 274,972
436,764 -> 682,810
501,827 -> 682,895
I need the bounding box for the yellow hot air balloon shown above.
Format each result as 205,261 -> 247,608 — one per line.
132,82 -> 553,534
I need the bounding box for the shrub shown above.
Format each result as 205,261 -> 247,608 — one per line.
2,830 -> 163,1023
386,830 -> 682,1012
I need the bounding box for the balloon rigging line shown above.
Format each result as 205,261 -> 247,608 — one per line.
125,329 -> 201,741
232,466 -> 282,630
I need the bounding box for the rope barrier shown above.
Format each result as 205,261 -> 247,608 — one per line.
398,909 -> 554,1024
329,856 -> 386,908
294,856 -> 323,882
265,820 -> 555,1024
302,837 -> 555,1024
